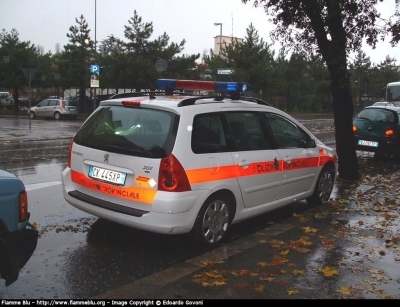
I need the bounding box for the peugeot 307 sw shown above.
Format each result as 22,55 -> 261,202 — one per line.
61,79 -> 338,248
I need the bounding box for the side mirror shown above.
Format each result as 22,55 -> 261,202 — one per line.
303,139 -> 316,148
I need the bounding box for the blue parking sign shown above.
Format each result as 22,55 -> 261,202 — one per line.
90,65 -> 100,73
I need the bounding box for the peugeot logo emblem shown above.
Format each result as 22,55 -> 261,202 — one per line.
104,154 -> 109,163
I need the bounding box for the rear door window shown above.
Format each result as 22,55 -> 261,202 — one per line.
225,111 -> 271,151
191,113 -> 229,154
264,113 -> 310,148
74,106 -> 178,158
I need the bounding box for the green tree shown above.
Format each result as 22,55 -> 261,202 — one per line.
0,28 -> 38,111
243,0 -> 399,181
59,15 -> 95,110
224,23 -> 275,97
122,10 -> 198,87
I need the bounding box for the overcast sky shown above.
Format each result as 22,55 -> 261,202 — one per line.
2,0 -> 400,65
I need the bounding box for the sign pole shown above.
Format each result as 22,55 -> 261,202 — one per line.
21,68 -> 36,130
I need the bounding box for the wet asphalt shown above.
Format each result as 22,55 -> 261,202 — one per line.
1,114 -> 399,299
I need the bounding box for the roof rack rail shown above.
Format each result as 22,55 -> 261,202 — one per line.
242,97 -> 272,106
178,96 -> 225,107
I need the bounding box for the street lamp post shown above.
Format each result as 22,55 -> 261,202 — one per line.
214,23 -> 222,55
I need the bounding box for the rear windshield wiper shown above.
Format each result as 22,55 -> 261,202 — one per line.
105,145 -> 157,158
357,116 -> 374,125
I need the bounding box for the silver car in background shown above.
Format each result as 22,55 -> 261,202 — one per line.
28,97 -> 78,120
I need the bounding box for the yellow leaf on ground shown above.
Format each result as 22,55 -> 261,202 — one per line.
296,247 -> 311,253
205,271 -> 224,279
279,249 -> 290,256
287,287 -> 300,295
320,266 -> 339,277
301,226 -> 318,233
260,277 -> 275,282
335,286 -> 351,295
292,269 -> 306,276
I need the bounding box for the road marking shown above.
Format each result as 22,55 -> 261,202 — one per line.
25,181 -> 61,191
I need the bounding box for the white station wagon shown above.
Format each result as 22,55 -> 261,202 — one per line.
61,79 -> 338,248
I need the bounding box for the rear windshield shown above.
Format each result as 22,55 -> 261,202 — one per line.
74,106 -> 178,158
356,108 -> 397,123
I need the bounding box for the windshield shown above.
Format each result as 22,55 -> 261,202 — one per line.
74,106 -> 178,158
387,84 -> 400,102
356,108 -> 397,123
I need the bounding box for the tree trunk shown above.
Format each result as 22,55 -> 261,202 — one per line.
327,62 -> 360,181
12,88 -> 19,112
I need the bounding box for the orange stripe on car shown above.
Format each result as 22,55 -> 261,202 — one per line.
187,157 -> 323,184
186,165 -> 237,184
71,170 -> 157,204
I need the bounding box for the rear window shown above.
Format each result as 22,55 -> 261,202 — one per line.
74,106 -> 178,158
356,108 -> 397,123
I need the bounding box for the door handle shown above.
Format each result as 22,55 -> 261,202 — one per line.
284,156 -> 292,164
239,160 -> 251,169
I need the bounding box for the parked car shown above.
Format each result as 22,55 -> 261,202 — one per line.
0,168 -> 38,286
28,98 -> 78,120
372,101 -> 395,107
61,79 -> 338,249
353,105 -> 400,159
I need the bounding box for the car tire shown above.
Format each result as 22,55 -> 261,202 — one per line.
54,112 -> 61,120
306,165 -> 335,206
192,193 -> 232,249
29,112 -> 36,119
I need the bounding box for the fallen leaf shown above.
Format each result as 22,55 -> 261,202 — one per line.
291,269 -> 306,276
295,247 -> 311,253
335,286 -> 351,295
286,286 -> 300,295
321,239 -> 335,245
301,226 -> 318,233
279,249 -> 290,256
319,266 -> 340,277
234,282 -> 251,289
260,277 -> 275,282
254,284 -> 266,292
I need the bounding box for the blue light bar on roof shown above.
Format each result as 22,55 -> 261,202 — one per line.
156,79 -> 251,93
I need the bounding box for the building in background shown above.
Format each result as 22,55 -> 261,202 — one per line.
213,35 -> 243,56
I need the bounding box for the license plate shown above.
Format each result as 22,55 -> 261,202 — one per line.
88,166 -> 126,185
358,140 -> 378,147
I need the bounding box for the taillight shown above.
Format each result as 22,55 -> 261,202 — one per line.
67,137 -> 74,168
352,126 -> 357,132
158,154 -> 191,192
19,191 -> 28,222
61,100 -> 65,108
385,129 -> 395,137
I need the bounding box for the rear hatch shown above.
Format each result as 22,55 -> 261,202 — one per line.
354,108 -> 398,137
70,105 -> 179,211
353,107 -> 398,148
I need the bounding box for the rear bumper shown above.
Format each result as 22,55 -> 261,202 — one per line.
354,136 -> 397,153
0,224 -> 38,286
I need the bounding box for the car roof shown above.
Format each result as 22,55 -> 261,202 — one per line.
100,79 -> 276,113
364,105 -> 400,112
